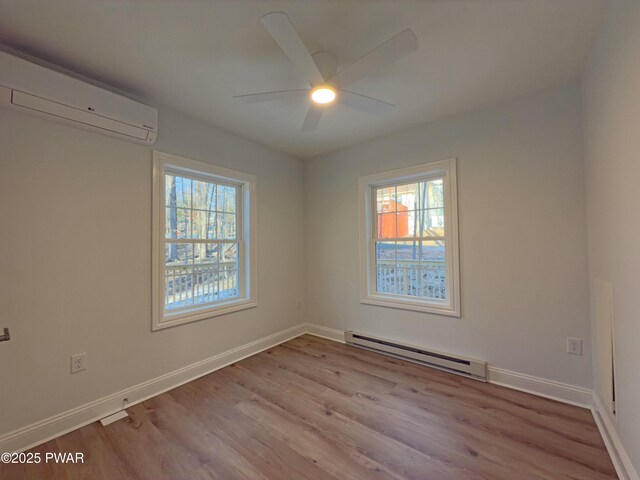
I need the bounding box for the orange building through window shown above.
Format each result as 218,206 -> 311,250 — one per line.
377,200 -> 409,238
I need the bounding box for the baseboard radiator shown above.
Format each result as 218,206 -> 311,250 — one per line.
345,331 -> 487,382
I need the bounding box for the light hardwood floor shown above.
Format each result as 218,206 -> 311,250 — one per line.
1,334 -> 617,480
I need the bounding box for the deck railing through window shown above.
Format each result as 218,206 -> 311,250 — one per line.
165,261 -> 238,310
376,259 -> 446,300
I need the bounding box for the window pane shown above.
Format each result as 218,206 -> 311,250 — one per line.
396,241 -> 418,296
376,212 -> 397,239
375,241 -> 396,294
410,208 -> 445,237
165,268 -> 193,310
192,209 -> 219,240
193,265 -> 217,305
425,178 -> 444,208
400,210 -> 444,238
165,175 -> 191,208
165,207 -> 191,239
206,211 -> 217,239
417,208 -> 445,237
217,213 -> 237,239
165,243 -> 194,310
376,186 -> 396,213
377,181 -> 446,239
375,230 -> 447,299
398,210 -> 415,239
382,240 -> 447,299
419,240 -> 446,300
217,185 -> 237,213
165,207 -> 174,238
221,242 -> 238,262
193,180 -> 216,211
194,243 -> 218,265
395,182 -> 419,211
193,243 -> 218,305
165,243 -> 193,266
178,208 -> 192,238
220,243 -> 238,299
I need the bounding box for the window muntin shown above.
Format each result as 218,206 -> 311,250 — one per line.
359,159 -> 459,316
152,151 -> 256,330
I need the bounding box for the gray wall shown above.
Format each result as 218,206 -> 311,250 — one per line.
0,106 -> 306,434
3,47 -> 630,462
305,85 -> 592,388
582,0 -> 640,472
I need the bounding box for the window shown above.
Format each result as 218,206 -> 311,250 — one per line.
358,158 -> 460,316
152,151 -> 256,330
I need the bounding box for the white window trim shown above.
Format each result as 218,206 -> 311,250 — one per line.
358,158 -> 460,317
152,150 -> 257,331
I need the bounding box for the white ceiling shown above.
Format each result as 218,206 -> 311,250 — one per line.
0,0 -> 607,159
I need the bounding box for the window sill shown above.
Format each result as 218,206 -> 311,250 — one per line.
153,298 -> 257,331
361,294 -> 460,317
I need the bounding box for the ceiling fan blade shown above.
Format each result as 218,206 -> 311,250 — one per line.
330,29 -> 418,88
339,90 -> 395,115
301,106 -> 322,132
261,12 -> 325,86
233,89 -> 309,103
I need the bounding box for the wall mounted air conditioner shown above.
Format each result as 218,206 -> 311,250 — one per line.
0,50 -> 157,144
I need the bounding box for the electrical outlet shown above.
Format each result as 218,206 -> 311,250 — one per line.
70,353 -> 87,373
567,337 -> 583,355
296,298 -> 303,310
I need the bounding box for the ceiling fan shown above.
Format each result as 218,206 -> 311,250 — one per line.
234,12 -> 419,132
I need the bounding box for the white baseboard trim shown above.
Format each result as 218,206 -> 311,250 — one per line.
304,323 -> 345,343
487,366 -> 593,408
301,324 -> 594,409
592,393 -> 639,480
0,323 -> 307,454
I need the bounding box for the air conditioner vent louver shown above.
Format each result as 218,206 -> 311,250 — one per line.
345,331 -> 487,381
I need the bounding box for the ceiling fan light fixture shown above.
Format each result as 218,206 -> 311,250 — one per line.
310,85 -> 336,105
238,13 -> 417,131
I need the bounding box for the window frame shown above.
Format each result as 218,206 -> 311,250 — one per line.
358,158 -> 460,317
152,151 -> 257,331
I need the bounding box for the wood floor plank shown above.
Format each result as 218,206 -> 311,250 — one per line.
168,378 -> 343,480
268,341 -> 608,474
55,422 -> 137,480
224,358 -> 499,480
235,347 -> 552,480
0,334 -> 617,480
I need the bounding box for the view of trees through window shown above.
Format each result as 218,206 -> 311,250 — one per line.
374,178 -> 446,300
164,173 -> 239,311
